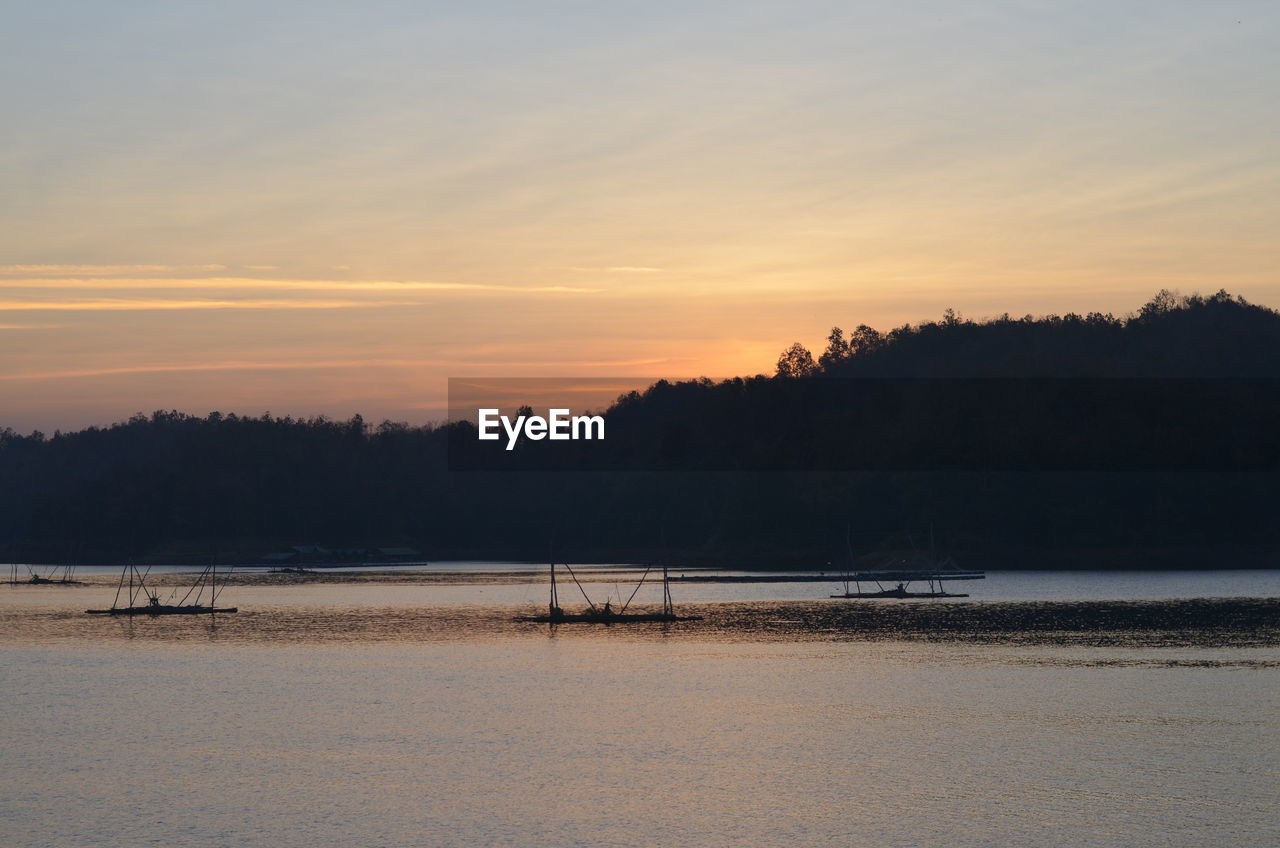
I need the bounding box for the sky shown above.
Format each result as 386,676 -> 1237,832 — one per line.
3,1 -> 1279,432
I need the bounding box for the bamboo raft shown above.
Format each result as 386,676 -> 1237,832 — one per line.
86,561 -> 236,616
515,561 -> 701,624
830,569 -> 985,599
87,602 -> 237,616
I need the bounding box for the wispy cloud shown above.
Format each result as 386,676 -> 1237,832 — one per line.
0,323 -> 67,330
565,266 -> 664,274
0,277 -> 603,294
0,298 -> 423,311
0,357 -> 673,381
0,264 -> 228,275
0,278 -> 605,312
0,359 -> 440,381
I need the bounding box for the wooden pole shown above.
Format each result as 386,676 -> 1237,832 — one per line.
561,562 -> 596,611
620,563 -> 653,613
662,563 -> 672,616
549,562 -> 558,615
111,563 -> 126,610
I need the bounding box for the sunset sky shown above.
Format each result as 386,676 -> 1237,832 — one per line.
3,1 -> 1279,432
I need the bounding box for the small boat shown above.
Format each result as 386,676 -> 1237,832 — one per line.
515,561 -> 701,624
87,561 -> 237,616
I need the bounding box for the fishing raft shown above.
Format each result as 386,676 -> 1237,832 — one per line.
830,569 -> 986,599
515,561 -> 701,624
87,561 -> 237,616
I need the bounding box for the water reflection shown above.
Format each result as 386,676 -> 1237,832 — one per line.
3,598 -> 1278,652
7,565 -> 1280,603
3,583 -> 1278,848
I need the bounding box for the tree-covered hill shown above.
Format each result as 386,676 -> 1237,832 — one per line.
3,290 -> 1278,567
783,289 -> 1280,378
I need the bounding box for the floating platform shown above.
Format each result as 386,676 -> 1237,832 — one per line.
521,560 -> 698,624
831,569 -> 984,600
830,589 -> 969,599
674,570 -> 987,583
515,609 -> 701,624
86,561 -> 235,617
86,605 -> 237,616
842,570 -> 985,582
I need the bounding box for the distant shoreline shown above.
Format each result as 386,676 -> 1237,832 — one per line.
7,558 -> 1280,577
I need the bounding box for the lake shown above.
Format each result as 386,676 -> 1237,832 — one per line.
2,568 -> 1277,847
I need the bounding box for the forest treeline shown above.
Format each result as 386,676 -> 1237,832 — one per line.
3,290 -> 1279,567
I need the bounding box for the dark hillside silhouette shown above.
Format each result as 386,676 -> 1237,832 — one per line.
800,289 -> 1280,378
3,290 -> 1279,567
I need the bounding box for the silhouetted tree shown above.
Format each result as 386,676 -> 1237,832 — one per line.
776,342 -> 817,377
819,327 -> 850,368
848,324 -> 883,356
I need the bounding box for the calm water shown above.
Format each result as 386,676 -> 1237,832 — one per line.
17,564 -> 1280,604
2,570 -> 1278,847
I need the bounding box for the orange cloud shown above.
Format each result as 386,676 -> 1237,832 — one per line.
0,264 -> 228,275
0,278 -> 602,294
0,298 -> 423,311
